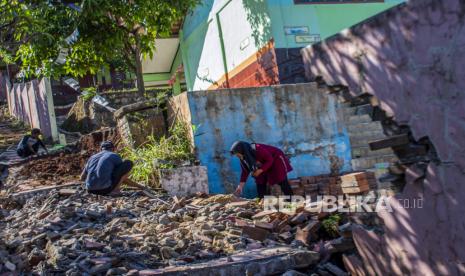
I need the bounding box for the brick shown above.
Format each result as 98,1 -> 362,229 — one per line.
288,179 -> 302,187
290,212 -> 308,225
254,221 -> 275,231
340,179 -> 373,189
241,226 -> 269,241
300,176 -> 316,184
329,177 -> 338,185
226,201 -> 250,209
341,186 -> 369,194
235,218 -> 252,227
340,172 -> 375,182
292,188 -> 304,196
295,221 -> 320,245
252,210 -> 277,220
369,134 -> 409,150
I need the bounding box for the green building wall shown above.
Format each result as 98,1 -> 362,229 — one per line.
179,0 -> 405,90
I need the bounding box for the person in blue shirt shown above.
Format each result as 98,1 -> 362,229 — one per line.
16,128 -> 48,158
80,141 -> 141,195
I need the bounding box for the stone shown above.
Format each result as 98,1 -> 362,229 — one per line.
4,261 -> 16,271
282,270 -> 307,276
158,214 -> 170,225
225,201 -> 250,209
90,263 -> 112,274
127,269 -> 139,276
84,240 -> 106,250
58,189 -> 77,196
28,248 -> 46,266
160,246 -> 180,259
323,263 -> 348,276
106,267 -> 128,275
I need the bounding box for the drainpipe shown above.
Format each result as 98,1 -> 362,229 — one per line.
216,0 -> 232,88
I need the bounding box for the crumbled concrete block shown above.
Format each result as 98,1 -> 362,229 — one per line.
160,166 -> 209,196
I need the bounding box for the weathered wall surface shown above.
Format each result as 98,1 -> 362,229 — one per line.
302,0 -> 465,274
184,83 -> 352,197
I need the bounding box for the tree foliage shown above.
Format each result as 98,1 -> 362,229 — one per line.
0,0 -> 200,94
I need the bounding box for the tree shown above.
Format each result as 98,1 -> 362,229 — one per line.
1,0 -> 200,95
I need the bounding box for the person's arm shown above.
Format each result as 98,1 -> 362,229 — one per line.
38,139 -> 48,153
239,161 -> 250,182
253,148 -> 273,177
235,162 -> 249,196
234,181 -> 246,196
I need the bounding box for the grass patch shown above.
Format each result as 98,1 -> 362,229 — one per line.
122,121 -> 194,187
321,214 -> 342,238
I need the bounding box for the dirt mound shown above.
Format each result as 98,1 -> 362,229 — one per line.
21,152 -> 88,180
10,128 -> 121,191
77,127 -> 121,153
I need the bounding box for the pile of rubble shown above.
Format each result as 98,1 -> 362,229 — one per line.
0,188 -> 357,275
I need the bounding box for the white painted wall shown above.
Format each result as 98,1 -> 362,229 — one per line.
189,0 -> 268,91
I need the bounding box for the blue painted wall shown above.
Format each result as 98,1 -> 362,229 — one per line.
185,83 -> 352,198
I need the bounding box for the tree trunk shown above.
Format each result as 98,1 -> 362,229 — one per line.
134,43 -> 145,96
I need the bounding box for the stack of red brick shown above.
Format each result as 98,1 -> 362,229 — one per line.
288,172 -> 377,196
289,175 -> 343,197
340,171 -> 377,194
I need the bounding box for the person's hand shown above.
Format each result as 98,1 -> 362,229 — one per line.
234,185 -> 243,196
252,169 -> 263,177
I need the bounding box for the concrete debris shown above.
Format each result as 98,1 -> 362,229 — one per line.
0,188 -> 355,274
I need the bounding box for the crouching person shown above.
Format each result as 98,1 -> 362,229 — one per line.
81,141 -> 138,196
17,128 -> 48,158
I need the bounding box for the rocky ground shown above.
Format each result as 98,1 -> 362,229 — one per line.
0,108 -> 357,275
0,186 -> 356,275
0,109 -> 27,153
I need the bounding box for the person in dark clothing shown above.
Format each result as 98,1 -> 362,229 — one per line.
16,128 -> 48,158
80,141 -> 144,196
230,141 -> 293,199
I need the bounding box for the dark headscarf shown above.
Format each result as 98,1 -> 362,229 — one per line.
230,141 -> 257,172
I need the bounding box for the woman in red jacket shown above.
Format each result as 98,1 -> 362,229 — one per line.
230,141 -> 293,198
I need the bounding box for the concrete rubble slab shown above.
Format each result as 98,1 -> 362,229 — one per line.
140,246 -> 319,275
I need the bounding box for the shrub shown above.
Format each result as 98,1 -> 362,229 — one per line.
122,121 -> 194,187
81,87 -> 97,102
321,214 -> 342,238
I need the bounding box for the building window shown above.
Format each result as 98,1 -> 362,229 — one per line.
294,0 -> 384,4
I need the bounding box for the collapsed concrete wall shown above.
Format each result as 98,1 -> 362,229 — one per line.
302,0 -> 465,274
171,84 -> 355,197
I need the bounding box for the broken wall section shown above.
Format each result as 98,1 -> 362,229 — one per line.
302,0 -> 465,274
170,84 -> 354,197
